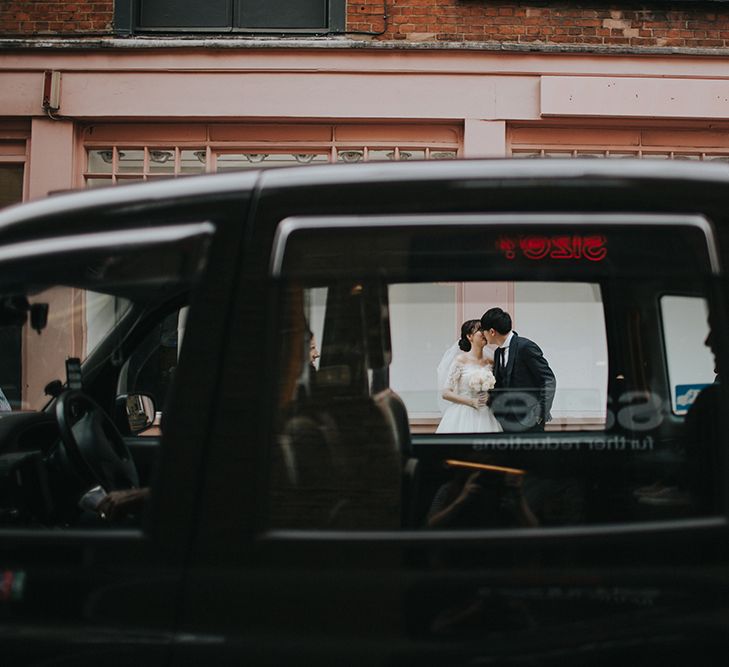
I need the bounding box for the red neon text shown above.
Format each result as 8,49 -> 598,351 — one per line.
497,235 -> 607,262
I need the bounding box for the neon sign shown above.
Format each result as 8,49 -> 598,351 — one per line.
497,235 -> 607,261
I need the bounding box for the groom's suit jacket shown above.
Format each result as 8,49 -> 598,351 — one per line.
492,332 -> 556,431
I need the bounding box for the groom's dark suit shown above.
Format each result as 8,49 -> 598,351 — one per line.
492,332 -> 556,432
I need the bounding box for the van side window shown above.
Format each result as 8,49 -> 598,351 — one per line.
0,225 -> 212,531
121,309 -> 183,412
267,217 -> 725,531
660,295 -> 716,415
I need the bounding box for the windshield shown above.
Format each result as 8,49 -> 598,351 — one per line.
0,287 -> 131,412
0,222 -> 212,415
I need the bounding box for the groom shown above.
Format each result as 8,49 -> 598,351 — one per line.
481,307 -> 556,432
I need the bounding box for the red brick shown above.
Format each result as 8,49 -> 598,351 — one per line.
695,39 -> 723,47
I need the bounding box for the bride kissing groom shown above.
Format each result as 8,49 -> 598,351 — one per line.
436,307 -> 555,434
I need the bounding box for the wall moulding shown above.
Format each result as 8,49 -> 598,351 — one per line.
542,76 -> 729,120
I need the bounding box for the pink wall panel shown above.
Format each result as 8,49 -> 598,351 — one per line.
542,76 -> 729,120
28,118 -> 75,199
57,71 -> 504,120
0,72 -> 44,116
463,120 -> 506,157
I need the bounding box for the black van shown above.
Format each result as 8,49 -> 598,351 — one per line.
0,159 -> 728,665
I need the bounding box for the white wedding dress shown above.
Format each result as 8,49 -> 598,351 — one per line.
436,360 -> 503,434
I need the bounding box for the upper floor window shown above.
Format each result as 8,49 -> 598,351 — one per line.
115,0 -> 346,35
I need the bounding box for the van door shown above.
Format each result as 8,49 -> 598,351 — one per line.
180,197 -> 729,665
0,215 -> 232,665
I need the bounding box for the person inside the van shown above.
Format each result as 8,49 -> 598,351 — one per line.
684,329 -> 721,514
96,487 -> 150,522
426,463 -> 538,529
636,329 -> 719,511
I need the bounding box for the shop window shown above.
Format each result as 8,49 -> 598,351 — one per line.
85,147 -> 208,187
387,281 -> 607,432
510,127 -> 729,161
84,131 -> 459,187
0,164 -> 23,209
0,135 -> 26,207
513,149 -> 729,160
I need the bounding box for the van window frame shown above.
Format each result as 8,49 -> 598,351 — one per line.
262,211 -> 729,544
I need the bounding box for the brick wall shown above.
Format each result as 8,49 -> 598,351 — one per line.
348,1 -> 729,48
0,1 -> 113,35
2,0 -> 729,49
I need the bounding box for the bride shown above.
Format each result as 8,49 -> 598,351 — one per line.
436,319 -> 503,433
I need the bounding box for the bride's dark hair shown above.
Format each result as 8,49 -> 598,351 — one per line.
458,319 -> 481,352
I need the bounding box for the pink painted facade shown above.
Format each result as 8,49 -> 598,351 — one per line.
1,41 -> 729,417
2,44 -> 729,204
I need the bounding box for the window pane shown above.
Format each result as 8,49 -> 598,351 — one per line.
399,149 -> 425,160
117,149 -> 145,174
87,149 -> 113,174
0,164 -> 23,208
123,310 -> 181,410
378,281 -> 609,431
661,295 -> 715,414
430,151 -> 457,160
140,0 -> 232,28
367,150 -> 396,162
86,178 -> 113,188
389,283 -> 458,418
180,149 -> 207,174
216,153 -> 266,171
270,219 -> 723,531
336,149 -> 364,163
216,153 -> 327,171
238,0 -> 327,29
148,149 -> 175,174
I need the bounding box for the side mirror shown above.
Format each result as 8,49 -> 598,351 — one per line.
115,393 -> 156,435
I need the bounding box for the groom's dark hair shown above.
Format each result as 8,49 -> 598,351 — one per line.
481,307 -> 512,335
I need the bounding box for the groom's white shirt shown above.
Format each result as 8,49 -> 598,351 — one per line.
499,331 -> 515,367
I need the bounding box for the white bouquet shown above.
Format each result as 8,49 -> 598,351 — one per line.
468,366 -> 496,394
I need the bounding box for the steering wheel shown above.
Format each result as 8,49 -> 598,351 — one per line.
55,390 -> 139,492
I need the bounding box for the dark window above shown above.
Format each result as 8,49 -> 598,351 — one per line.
115,0 -> 345,35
